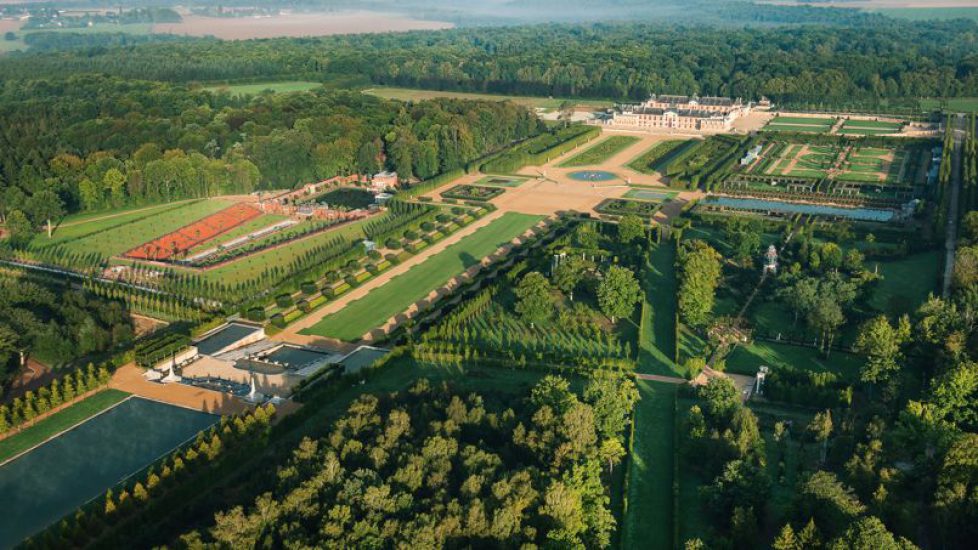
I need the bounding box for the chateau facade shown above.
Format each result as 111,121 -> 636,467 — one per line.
602,94 -> 749,131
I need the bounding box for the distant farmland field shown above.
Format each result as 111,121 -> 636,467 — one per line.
152,11 -> 452,39
364,87 -> 613,111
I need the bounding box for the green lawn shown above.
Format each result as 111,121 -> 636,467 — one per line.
48,199 -> 231,258
0,38 -> 25,53
725,340 -> 862,380
768,116 -> 836,126
559,135 -> 640,167
841,120 -> 904,130
363,86 -> 613,111
206,81 -> 322,96
30,201 -> 199,250
627,140 -> 690,175
639,242 -> 681,377
301,212 -> 544,340
870,251 -> 941,316
764,124 -> 832,134
0,389 -> 130,464
920,97 -> 978,113
622,380 -> 677,550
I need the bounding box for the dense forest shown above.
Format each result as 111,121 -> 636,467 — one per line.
0,80 -> 540,238
0,20 -> 976,103
175,374 -> 638,547
0,274 -> 133,392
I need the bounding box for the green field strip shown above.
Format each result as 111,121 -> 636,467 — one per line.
638,242 -> 679,377
301,212 -> 544,340
764,124 -> 832,133
768,116 -> 836,125
622,381 -> 678,550
558,135 -> 641,167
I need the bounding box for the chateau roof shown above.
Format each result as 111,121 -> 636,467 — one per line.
625,107 -> 728,118
651,94 -> 739,107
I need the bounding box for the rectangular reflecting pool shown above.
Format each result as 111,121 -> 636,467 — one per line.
0,397 -> 217,548
704,196 -> 896,222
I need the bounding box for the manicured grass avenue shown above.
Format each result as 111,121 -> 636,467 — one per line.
638,242 -> 681,377
559,135 -> 640,167
622,380 -> 677,550
0,389 -> 130,464
301,212 -> 544,340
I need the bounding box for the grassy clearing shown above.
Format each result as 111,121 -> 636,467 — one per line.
301,212 -> 544,340
622,380 -> 677,550
869,250 -> 941,316
725,340 -> 862,380
769,116 -> 835,126
639,242 -> 681,377
30,201 -> 198,250
0,390 -> 130,464
363,86 -> 613,111
841,120 -> 904,130
36,200 -> 230,258
920,97 -> 978,112
558,135 -> 640,167
0,38 -> 25,53
872,7 -> 978,22
206,81 -> 322,96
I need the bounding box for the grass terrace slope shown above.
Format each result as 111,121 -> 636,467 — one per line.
301,212 -> 544,341
559,135 -> 641,167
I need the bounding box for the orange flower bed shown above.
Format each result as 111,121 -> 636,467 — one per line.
125,203 -> 262,261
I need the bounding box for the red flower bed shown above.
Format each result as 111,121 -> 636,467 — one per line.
125,203 -> 262,261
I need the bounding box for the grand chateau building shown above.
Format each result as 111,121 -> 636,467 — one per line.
601,94 -> 749,131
